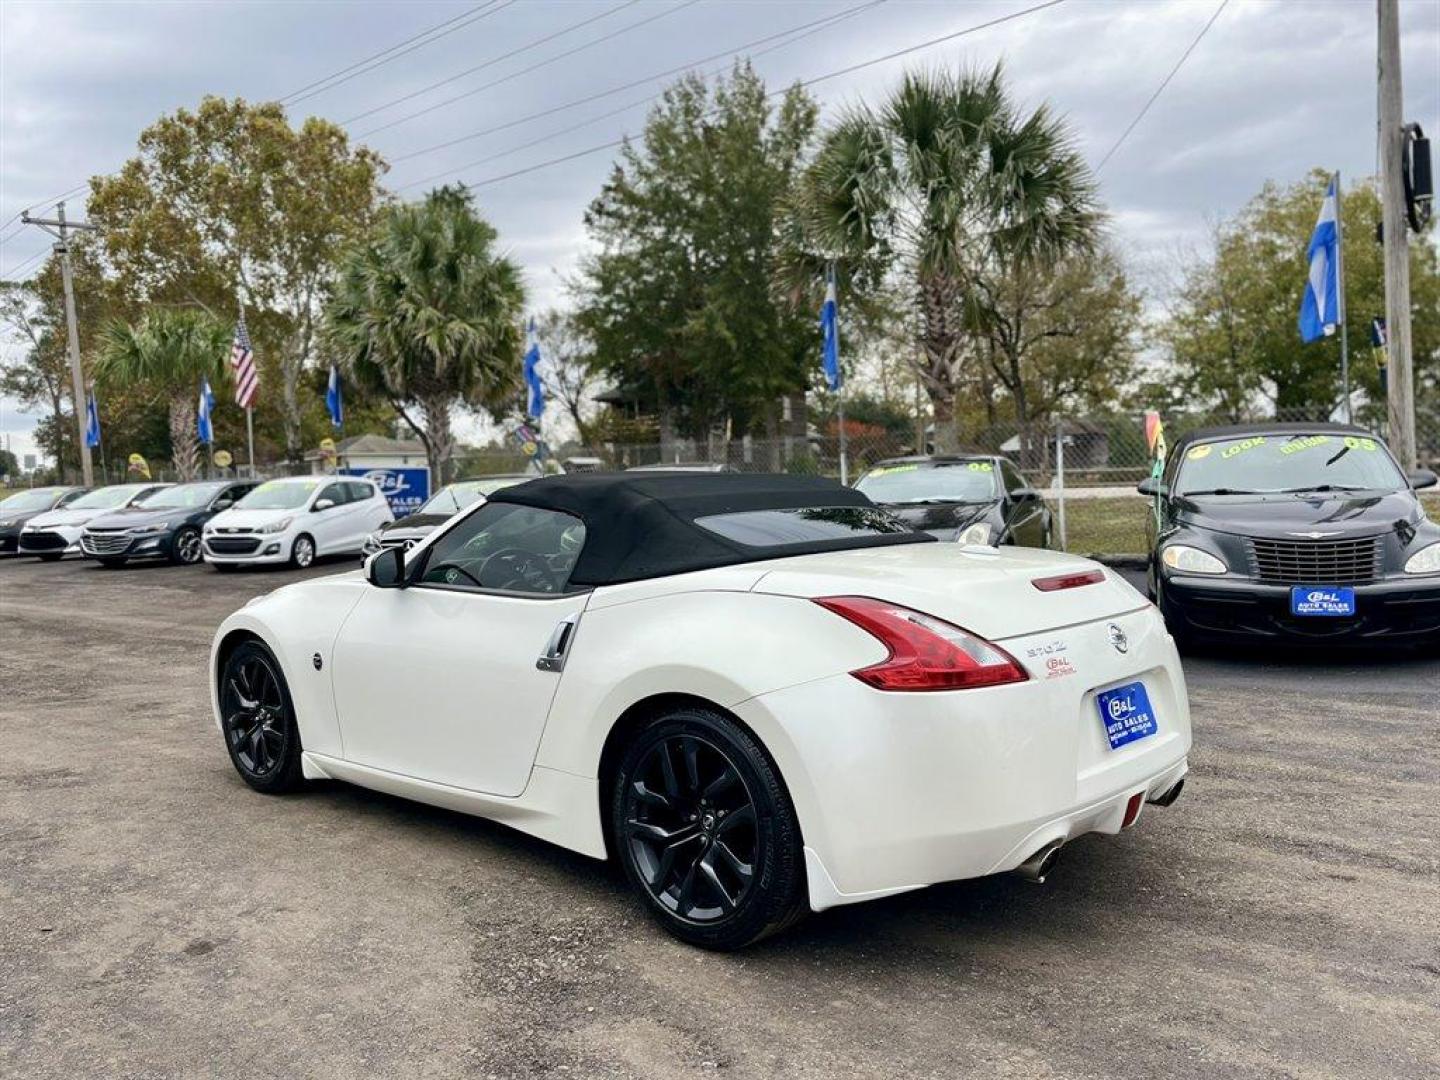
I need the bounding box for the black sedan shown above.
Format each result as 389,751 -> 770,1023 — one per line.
0,486 -> 88,553
853,455 -> 1053,547
80,479 -> 259,567
1141,422 -> 1440,647
360,474 -> 532,557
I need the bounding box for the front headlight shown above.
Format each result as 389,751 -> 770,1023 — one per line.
1161,544 -> 1227,575
362,532 -> 380,553
128,522 -> 172,535
956,522 -> 992,545
1404,542 -> 1440,575
258,517 -> 293,534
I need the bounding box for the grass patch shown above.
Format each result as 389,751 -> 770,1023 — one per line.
1060,491 -> 1440,556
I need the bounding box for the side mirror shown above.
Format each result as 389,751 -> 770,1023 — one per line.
313,498 -> 335,512
1137,476 -> 1165,497
1409,468 -> 1438,490
365,546 -> 407,589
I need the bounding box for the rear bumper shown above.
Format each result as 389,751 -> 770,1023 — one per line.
732,605 -> 1193,910
1163,572 -> 1440,643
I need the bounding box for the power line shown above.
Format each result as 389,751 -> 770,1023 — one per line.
1,248 -> 50,285
356,0 -> 704,139
394,0 -> 883,194
280,1 -> 514,106
344,0 -> 652,129
457,0 -> 1068,191
1095,0 -> 1228,172
389,0 -> 890,166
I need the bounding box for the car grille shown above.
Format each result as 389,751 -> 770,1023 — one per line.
81,531 -> 133,555
1246,535 -> 1383,585
18,530 -> 67,551
206,536 -> 262,555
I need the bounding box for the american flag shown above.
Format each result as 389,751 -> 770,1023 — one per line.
230,312 -> 258,409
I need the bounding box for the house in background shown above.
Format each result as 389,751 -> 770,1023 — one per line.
305,434 -> 427,475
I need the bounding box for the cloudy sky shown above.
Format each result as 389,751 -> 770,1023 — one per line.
2,0 -> 1437,463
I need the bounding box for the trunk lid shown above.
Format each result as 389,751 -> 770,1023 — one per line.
751,543 -> 1148,641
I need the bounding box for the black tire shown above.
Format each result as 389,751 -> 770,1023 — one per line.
290,533 -> 316,569
37,552 -> 63,562
611,707 -> 806,950
170,526 -> 203,565
218,640 -> 305,794
98,557 -> 128,569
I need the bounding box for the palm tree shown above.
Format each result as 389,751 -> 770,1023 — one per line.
786,66 -> 1101,451
96,308 -> 230,480
324,186 -> 525,484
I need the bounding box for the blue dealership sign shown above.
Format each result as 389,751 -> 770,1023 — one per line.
341,466 -> 430,518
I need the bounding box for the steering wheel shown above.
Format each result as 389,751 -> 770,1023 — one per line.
426,561 -> 485,588
478,547 -> 564,592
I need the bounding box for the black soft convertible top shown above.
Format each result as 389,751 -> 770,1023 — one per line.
487,471 -> 932,587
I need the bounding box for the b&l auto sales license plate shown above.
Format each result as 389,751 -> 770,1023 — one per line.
1095,681 -> 1158,751
1290,586 -> 1356,617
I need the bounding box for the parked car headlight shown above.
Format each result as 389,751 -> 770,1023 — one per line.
956,522 -> 992,545
128,522 -> 172,534
258,517 -> 294,534
1404,542 -> 1440,575
1161,544 -> 1227,575
362,532 -> 380,554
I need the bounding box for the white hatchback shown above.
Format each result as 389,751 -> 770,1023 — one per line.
203,476 -> 393,569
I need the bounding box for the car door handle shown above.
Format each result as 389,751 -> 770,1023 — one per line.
536,615 -> 579,673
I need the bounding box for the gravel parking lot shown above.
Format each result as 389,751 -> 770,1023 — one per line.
2,555 -> 1437,1080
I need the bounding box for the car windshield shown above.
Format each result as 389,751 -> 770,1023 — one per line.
0,487 -> 66,512
420,477 -> 526,515
854,462 -> 999,504
138,482 -> 228,509
67,485 -> 154,510
238,479 -> 322,510
1175,433 -> 1407,495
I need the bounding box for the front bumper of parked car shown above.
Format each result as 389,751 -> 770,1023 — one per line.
1161,569 -> 1440,643
17,525 -> 81,554
80,527 -> 177,560
203,531 -> 293,564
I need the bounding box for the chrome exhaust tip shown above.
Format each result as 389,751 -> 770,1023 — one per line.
1013,841 -> 1062,884
1147,778 -> 1184,808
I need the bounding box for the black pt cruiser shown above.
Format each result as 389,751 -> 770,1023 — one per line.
1141,423 -> 1440,647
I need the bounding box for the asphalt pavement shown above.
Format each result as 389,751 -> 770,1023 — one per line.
2,554 -> 1437,1079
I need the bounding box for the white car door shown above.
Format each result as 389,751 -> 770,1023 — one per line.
308,481 -> 355,554
330,501 -> 590,797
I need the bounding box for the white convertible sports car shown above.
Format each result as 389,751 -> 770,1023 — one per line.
211,473 -> 1191,949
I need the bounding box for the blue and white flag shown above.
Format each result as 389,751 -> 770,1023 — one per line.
523,318 -> 544,419
84,392 -> 102,449
197,378 -> 216,444
326,364 -> 344,430
1299,175 -> 1341,343
819,266 -> 842,391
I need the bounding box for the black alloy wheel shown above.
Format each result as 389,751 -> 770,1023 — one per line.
613,708 -> 806,950
220,640 -> 304,793
172,526 -> 203,565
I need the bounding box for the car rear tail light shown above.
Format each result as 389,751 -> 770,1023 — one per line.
1031,569 -> 1105,592
814,596 -> 1028,692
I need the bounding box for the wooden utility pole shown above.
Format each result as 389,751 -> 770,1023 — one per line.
20,202 -> 98,486
1377,0 -> 1415,468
